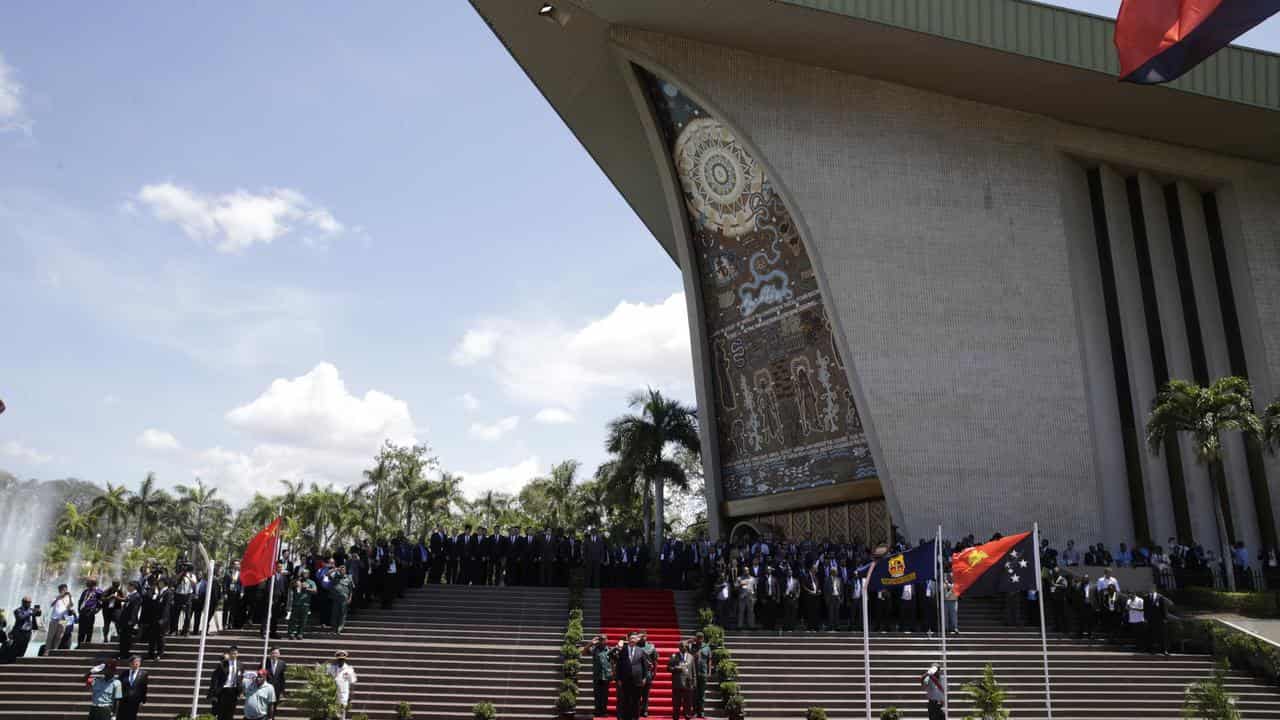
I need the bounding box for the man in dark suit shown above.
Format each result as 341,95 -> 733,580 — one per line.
116,655 -> 149,720
519,527 -> 537,586
117,583 -> 142,660
1146,588 -> 1170,655
454,526 -> 473,585
262,647 -> 288,717
142,578 -> 172,660
536,528 -> 556,587
614,632 -> 651,720
428,526 -> 447,584
492,527 -> 510,586
208,645 -> 244,720
259,562 -> 288,640
584,529 -> 607,589
223,560 -> 245,630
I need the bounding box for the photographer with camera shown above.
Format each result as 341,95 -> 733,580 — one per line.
921,662 -> 947,720
173,560 -> 196,635
6,597 -> 40,661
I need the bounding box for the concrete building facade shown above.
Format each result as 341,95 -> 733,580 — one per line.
471,0 -> 1280,555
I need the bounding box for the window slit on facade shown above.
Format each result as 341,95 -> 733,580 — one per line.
1204,194 -> 1277,549
1124,178 -> 1193,543
1086,168 -> 1151,543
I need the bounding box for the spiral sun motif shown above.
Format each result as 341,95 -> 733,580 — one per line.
673,117 -> 764,238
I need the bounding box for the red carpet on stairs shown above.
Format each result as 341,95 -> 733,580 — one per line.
597,588 -> 686,720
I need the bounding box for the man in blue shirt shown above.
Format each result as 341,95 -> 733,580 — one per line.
85,659 -> 122,720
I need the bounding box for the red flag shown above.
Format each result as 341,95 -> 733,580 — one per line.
950,531 -> 1034,598
1115,0 -> 1280,84
240,517 -> 282,588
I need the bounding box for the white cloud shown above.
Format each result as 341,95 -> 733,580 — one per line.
534,408 -> 574,424
135,183 -> 344,253
0,52 -> 28,132
102,394 -> 119,406
1,440 -> 51,464
450,329 -> 499,366
460,393 -> 480,411
469,415 -> 519,441
192,363 -> 419,500
227,362 -> 417,452
457,456 -> 541,498
136,428 -> 181,451
450,292 -> 693,409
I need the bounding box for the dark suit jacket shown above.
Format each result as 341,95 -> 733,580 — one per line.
584,537 -> 607,566
209,660 -> 245,698
262,658 -> 288,697
120,593 -> 143,628
118,668 -> 148,705
615,644 -> 652,688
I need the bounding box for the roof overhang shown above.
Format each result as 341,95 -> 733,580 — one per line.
470,0 -> 1280,259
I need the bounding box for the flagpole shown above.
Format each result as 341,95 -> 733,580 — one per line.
1033,522 -> 1053,719
261,512 -> 282,666
190,543 -> 214,720
937,526 -> 948,720
862,561 -> 873,720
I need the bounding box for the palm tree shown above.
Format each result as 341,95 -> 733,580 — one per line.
604,388 -> 700,552
1264,400 -> 1280,454
89,483 -> 131,542
573,479 -> 610,532
127,472 -> 165,546
1146,376 -> 1263,592
174,477 -> 220,541
56,502 -> 95,540
472,490 -> 513,528
359,451 -> 393,530
545,460 -> 580,530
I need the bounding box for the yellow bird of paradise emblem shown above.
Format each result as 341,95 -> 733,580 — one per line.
959,548 -> 989,574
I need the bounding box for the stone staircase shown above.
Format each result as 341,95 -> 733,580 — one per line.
727,597 -> 1280,719
0,584 -> 568,719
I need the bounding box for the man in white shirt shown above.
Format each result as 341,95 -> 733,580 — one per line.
1096,568 -> 1120,595
45,584 -> 75,653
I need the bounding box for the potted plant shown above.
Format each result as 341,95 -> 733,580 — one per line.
396,700 -> 412,720
472,701 -> 498,720
961,663 -> 1009,720
880,708 -> 903,720
556,689 -> 578,718
806,708 -> 829,720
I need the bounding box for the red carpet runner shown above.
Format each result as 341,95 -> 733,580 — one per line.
597,588 -> 684,720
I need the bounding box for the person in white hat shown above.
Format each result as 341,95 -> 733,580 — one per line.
327,651 -> 357,720
921,662 -> 947,720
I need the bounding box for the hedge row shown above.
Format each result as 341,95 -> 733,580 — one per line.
699,607 -> 745,720
557,571 -> 587,715
1175,617 -> 1280,684
1170,587 -> 1280,618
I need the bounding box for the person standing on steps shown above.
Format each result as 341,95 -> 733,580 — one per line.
329,565 -> 355,635
7,597 -> 39,660
208,646 -> 244,720
668,640 -> 696,720
84,658 -> 122,720
261,647 -> 288,718
586,634 -> 613,717
638,630 -> 658,717
691,632 -> 712,718
921,662 -> 947,720
116,655 -> 148,720
287,570 -> 317,640
76,580 -> 103,648
242,669 -> 278,720
327,650 -> 358,720
614,632 -> 650,720
1146,587 -> 1170,656
117,584 -> 142,660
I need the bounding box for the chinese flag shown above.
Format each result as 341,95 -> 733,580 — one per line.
950,531 -> 1035,598
240,517 -> 282,588
1116,0 -> 1280,84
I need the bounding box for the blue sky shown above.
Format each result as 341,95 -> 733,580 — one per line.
1,2 -> 1276,504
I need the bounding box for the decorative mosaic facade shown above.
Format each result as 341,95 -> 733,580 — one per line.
735,498 -> 891,547
639,68 -> 879,502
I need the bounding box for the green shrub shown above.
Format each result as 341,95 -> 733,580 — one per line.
396,700 -> 412,720
472,702 -> 497,720
711,647 -> 731,664
1183,659 -> 1242,720
569,608 -> 583,622
719,681 -> 739,697
558,676 -> 578,696
880,708 -> 903,720
806,708 -> 829,720
717,659 -> 739,681
562,658 -> 581,678
173,715 -> 216,720
1171,588 -> 1280,618
961,664 -> 1009,720
561,642 -> 578,660
555,689 -> 578,713
724,693 -> 746,720
698,607 -> 715,627
702,624 -> 725,648
283,663 -> 340,720
352,714 -> 370,720
1172,618 -> 1280,685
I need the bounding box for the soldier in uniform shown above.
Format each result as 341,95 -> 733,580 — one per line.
691,631 -> 712,717
585,634 -> 613,716
638,630 -> 658,718
286,570 -> 317,640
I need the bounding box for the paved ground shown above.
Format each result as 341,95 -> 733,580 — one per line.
1210,614 -> 1280,645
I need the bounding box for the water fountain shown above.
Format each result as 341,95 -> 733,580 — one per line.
0,481 -> 61,656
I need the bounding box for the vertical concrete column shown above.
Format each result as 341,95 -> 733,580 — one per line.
1137,174 -> 1216,547
1098,166 -> 1172,545
1059,158 -> 1132,546
1215,185 -> 1280,548
1176,182 -> 1261,553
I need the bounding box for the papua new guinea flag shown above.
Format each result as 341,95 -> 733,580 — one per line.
1116,0 -> 1280,84
867,540 -> 936,593
950,531 -> 1036,598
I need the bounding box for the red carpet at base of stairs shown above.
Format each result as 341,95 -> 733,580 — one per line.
594,588 -> 701,720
